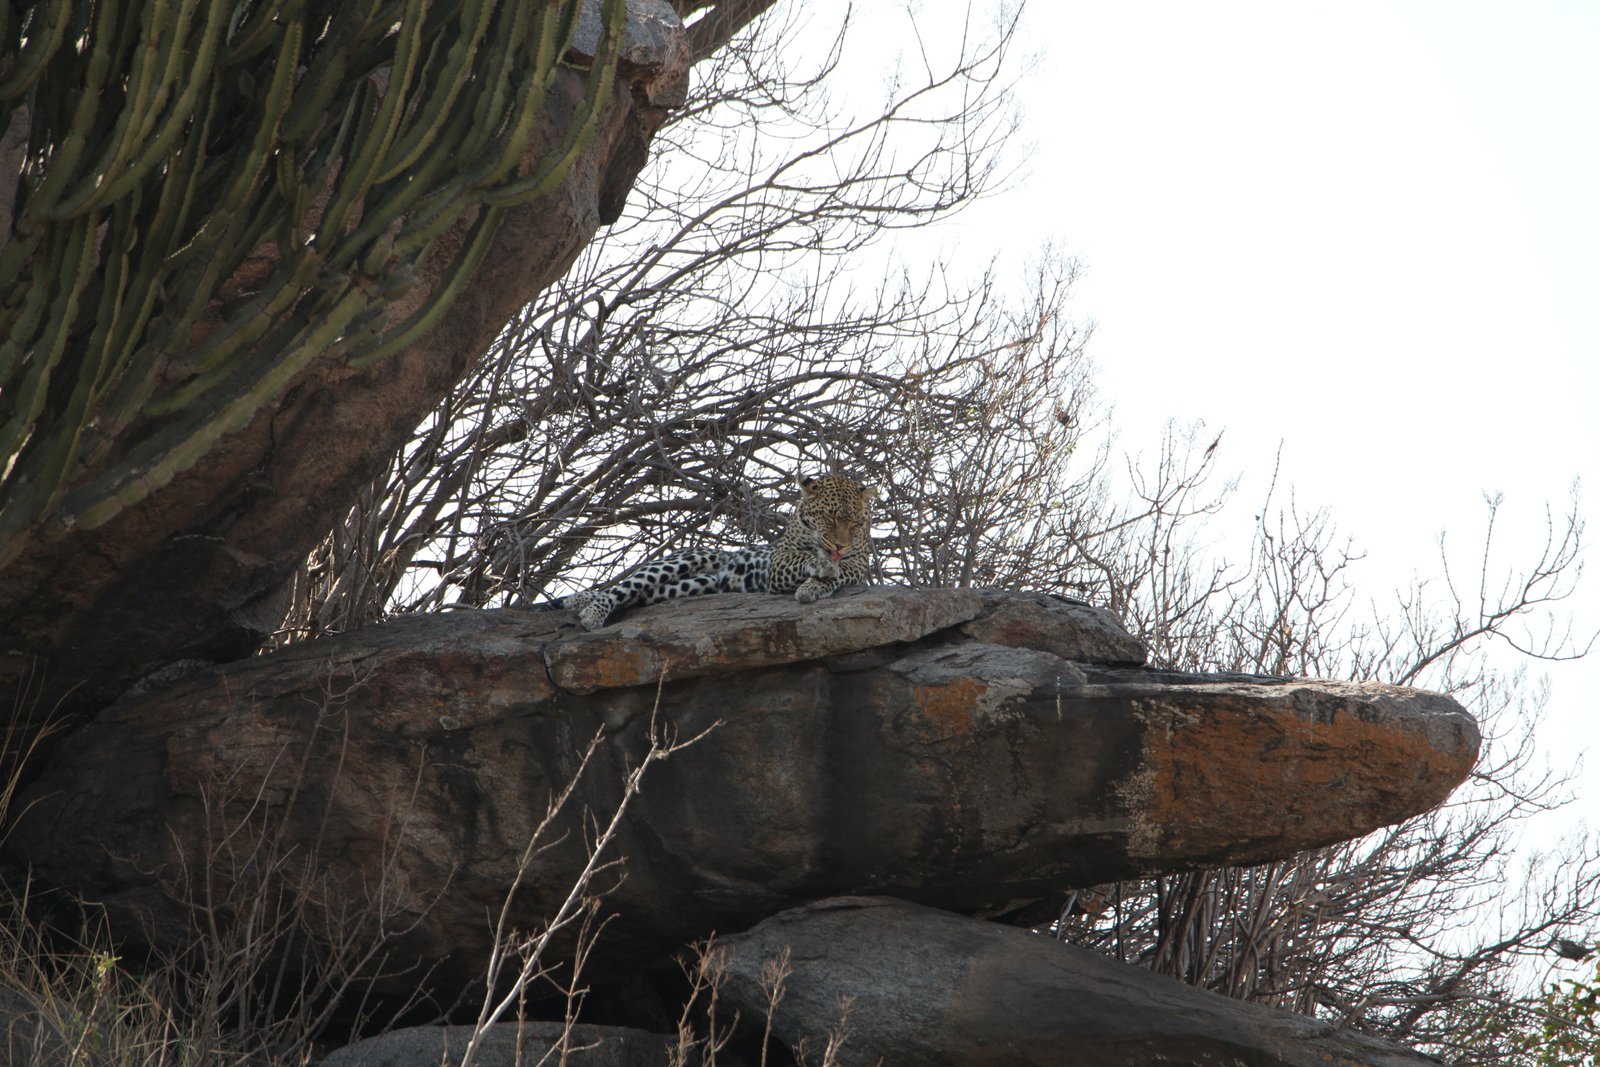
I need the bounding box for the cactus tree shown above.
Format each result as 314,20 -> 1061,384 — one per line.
0,0 -> 627,568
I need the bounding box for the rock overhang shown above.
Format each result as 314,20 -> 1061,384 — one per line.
5,586 -> 1479,986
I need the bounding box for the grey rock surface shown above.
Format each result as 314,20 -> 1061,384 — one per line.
6,589 -> 1476,995
715,897 -> 1444,1067
0,988 -> 108,1067
569,0 -> 690,107
321,1023 -> 673,1067
543,584 -> 985,692
955,590 -> 1147,666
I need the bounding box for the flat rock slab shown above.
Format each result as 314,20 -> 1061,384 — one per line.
321,1023 -> 673,1067
6,590 -> 1475,996
715,897 -> 1443,1067
953,590 -> 1147,666
544,585 -> 988,692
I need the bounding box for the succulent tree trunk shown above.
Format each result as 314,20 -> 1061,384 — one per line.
0,0 -> 713,722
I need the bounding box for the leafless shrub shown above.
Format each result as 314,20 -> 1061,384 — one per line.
460,689 -> 719,1067
272,1 -> 1040,637
1053,482 -> 1597,1063
664,941 -> 738,1067
443,682 -> 872,1067
665,940 -> 853,1067
154,663 -> 443,1061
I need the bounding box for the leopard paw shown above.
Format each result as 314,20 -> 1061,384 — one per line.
794,579 -> 830,605
573,595 -> 613,631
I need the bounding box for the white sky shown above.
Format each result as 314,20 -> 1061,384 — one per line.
839,2 -> 1600,824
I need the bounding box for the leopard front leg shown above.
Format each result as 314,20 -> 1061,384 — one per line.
837,551 -> 870,585
793,555 -> 842,605
565,590 -> 618,631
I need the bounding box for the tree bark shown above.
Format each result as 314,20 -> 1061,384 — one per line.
0,11 -> 691,727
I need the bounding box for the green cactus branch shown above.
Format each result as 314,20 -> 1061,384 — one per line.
0,0 -> 629,567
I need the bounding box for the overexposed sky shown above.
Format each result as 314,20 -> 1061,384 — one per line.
839,2 -> 1600,812
1005,0 -> 1596,526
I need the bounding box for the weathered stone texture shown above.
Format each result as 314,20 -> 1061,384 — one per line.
6,589 -> 1478,994
320,1023 -> 673,1067
715,896 -> 1445,1067
543,585 -> 985,692
953,590 -> 1147,666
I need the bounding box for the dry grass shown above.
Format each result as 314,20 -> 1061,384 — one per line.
0,664 -> 427,1065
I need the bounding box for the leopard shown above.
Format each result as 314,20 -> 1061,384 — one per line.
549,473 -> 876,631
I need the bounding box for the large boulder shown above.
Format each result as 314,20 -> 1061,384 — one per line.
714,896 -> 1443,1067
5,588 -> 1477,993
320,1023 -> 674,1067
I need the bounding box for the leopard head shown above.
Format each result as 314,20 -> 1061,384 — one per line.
796,473 -> 876,561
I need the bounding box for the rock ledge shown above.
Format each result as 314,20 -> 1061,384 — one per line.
7,588 -> 1477,991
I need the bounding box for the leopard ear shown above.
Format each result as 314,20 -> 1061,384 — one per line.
860,484 -> 877,503
798,474 -> 818,494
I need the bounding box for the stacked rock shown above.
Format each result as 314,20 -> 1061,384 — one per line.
8,588 -> 1474,1066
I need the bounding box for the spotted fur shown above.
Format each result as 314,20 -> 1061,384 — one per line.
554,474 -> 876,631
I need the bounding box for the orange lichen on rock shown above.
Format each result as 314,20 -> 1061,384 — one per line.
1125,682 -> 1479,864
905,678 -> 993,744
